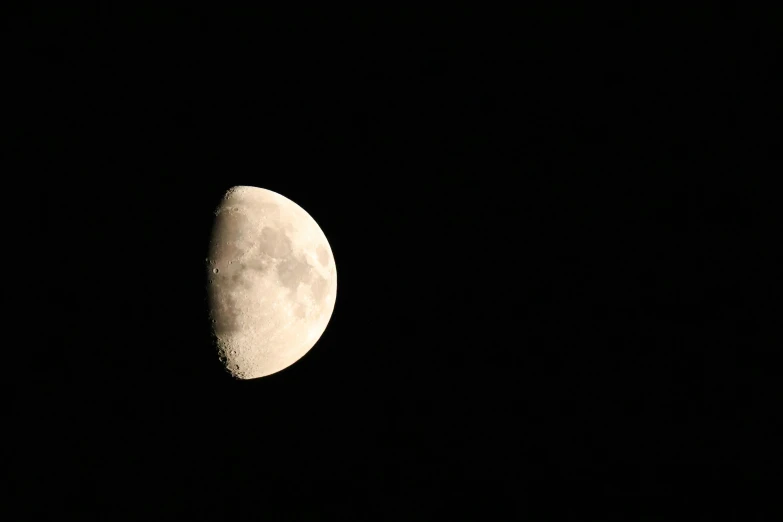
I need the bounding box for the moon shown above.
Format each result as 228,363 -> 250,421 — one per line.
207,186 -> 337,379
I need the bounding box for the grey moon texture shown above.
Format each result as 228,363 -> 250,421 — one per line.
207,186 -> 337,379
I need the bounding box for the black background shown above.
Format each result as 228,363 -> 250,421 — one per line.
10,6 -> 779,520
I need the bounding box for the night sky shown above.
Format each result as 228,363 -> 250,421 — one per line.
13,6 -> 778,520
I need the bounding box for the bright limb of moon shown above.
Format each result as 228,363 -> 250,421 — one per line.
207,186 -> 337,379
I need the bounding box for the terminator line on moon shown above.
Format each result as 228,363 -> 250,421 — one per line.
207,186 -> 337,379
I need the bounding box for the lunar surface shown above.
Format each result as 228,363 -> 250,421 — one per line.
207,186 -> 337,379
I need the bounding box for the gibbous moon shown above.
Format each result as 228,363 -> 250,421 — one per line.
207,186 -> 337,379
